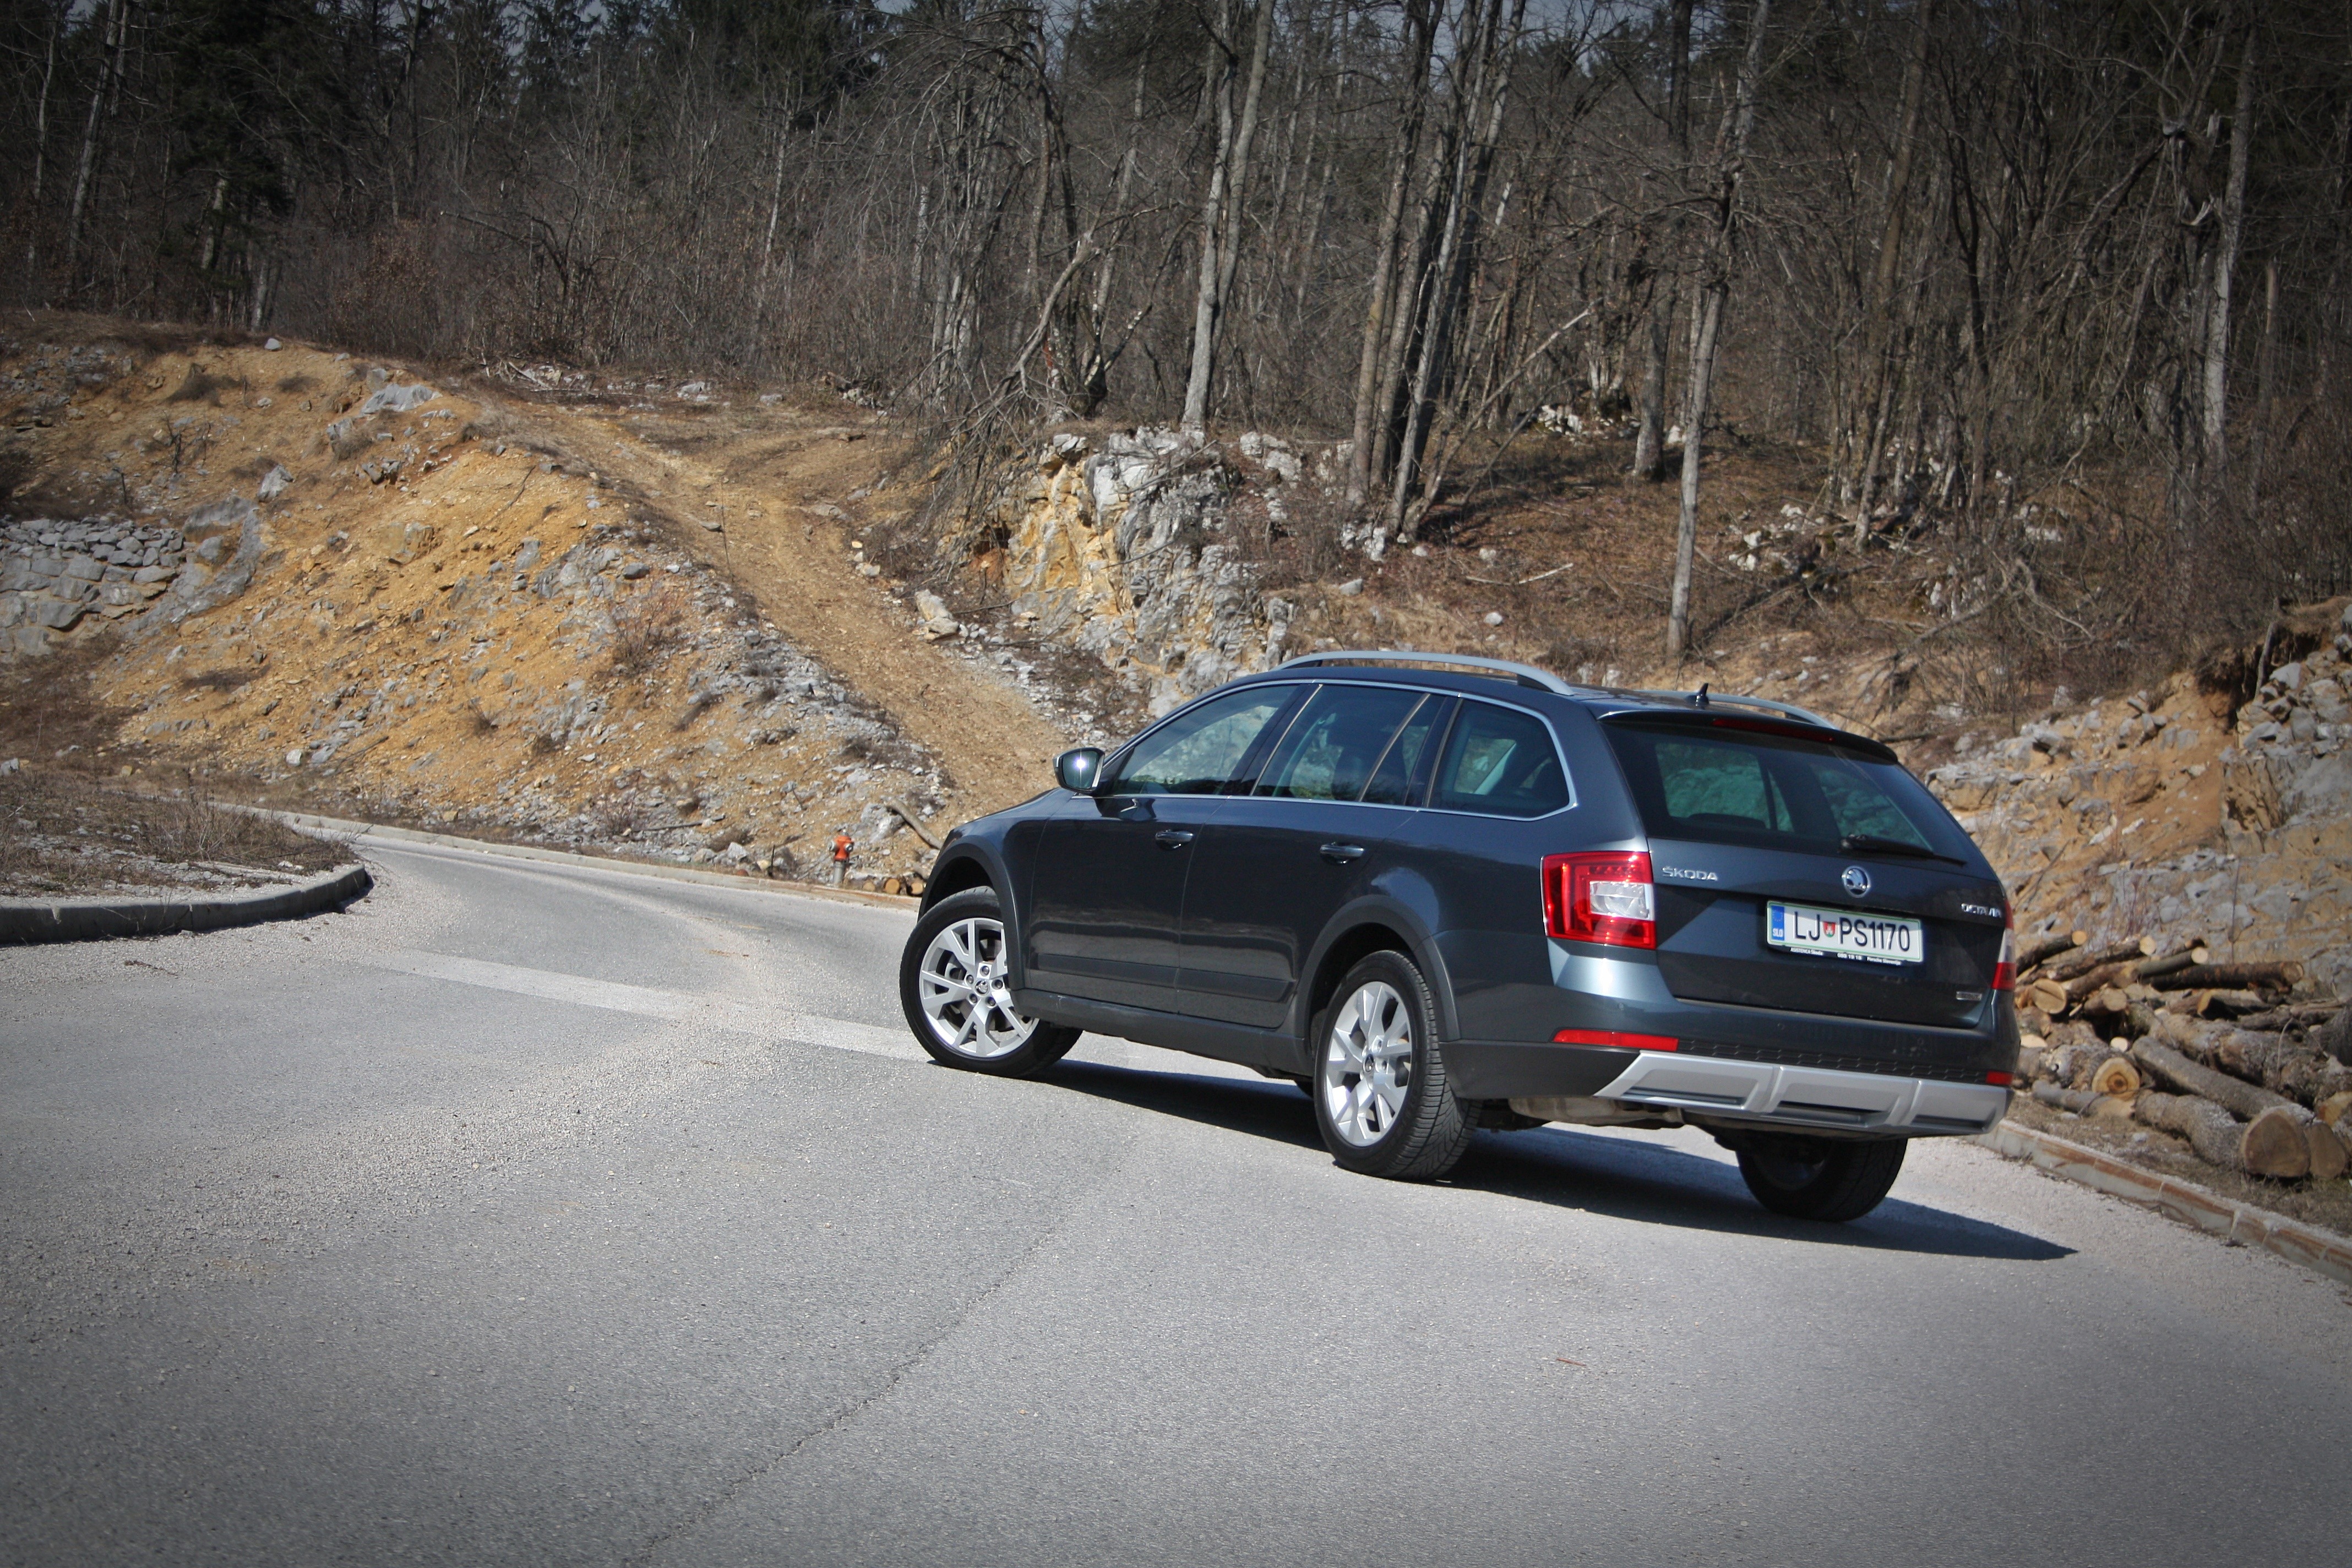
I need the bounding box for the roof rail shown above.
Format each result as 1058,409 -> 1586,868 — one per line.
1628,687 -> 1833,727
1282,649 -> 1575,694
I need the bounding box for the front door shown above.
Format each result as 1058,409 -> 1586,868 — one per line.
1177,685 -> 1449,1030
1024,685 -> 1300,1013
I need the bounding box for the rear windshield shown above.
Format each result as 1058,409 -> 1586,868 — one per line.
1602,719 -> 1972,861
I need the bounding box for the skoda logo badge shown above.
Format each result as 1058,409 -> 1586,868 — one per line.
1841,865 -> 1872,898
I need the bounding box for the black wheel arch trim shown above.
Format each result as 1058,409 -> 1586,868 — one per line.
917,845 -> 1033,985
1293,894 -> 1461,1046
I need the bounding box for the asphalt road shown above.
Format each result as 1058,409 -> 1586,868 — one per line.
4,839 -> 2348,1567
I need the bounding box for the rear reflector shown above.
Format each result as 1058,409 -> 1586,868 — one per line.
1553,1028 -> 1678,1051
1542,851 -> 1657,949
1985,1070 -> 2014,1087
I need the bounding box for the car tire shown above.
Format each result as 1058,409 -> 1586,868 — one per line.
900,887 -> 1080,1076
1310,951 -> 1475,1180
1736,1136 -> 1907,1222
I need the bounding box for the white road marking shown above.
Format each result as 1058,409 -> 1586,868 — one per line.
355,949 -> 927,1061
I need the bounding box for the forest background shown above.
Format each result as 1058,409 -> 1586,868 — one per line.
6,0 -> 2350,683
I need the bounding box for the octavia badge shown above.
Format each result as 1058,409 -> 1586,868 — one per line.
1841,865 -> 1872,898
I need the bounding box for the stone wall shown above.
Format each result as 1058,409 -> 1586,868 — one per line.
1,517 -> 188,655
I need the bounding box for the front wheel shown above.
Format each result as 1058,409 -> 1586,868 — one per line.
899,888 -> 1079,1076
1310,951 -> 1474,1180
1736,1136 -> 1906,1222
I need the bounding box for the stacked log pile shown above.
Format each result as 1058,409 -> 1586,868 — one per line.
2012,931 -> 2352,1183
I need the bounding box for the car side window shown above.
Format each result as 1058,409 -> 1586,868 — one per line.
1108,687 -> 1294,794
1362,695 -> 1448,805
1255,685 -> 1427,802
1429,700 -> 1570,817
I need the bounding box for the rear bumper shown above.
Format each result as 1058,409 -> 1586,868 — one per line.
1587,1049 -> 2008,1136
1447,1039 -> 2009,1137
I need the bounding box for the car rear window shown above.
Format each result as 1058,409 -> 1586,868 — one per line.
1603,719 -> 1970,858
1428,700 -> 1570,817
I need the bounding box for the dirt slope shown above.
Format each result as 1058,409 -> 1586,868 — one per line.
520,391 -> 1074,808
0,315 -> 1075,886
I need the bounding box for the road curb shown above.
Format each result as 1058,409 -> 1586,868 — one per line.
1974,1119 -> 2352,1288
0,863 -> 374,945
251,808 -> 920,914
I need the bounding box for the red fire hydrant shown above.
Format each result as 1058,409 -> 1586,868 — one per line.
832,831 -> 853,886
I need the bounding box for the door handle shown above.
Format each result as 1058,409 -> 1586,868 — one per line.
1154,830 -> 1195,849
1319,842 -> 1366,863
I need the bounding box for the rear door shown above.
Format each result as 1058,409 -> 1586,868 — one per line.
1025,685 -> 1298,1012
1175,684 -> 1447,1029
1600,716 -> 2006,1027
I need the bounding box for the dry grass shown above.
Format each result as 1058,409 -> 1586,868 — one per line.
0,640 -> 135,761
0,769 -> 347,897
610,585 -> 689,674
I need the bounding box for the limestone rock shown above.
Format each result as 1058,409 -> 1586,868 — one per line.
372,520 -> 437,565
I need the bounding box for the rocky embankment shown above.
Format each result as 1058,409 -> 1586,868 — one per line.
1916,602 -> 2352,1206
0,329 -> 957,891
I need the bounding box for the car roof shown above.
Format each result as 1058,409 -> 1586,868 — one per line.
1224,651 -> 1896,760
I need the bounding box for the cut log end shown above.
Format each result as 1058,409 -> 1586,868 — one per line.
2242,1105 -> 2313,1180
2088,1057 -> 2142,1098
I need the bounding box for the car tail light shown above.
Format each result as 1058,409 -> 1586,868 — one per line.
1991,906 -> 2016,992
1553,1027 -> 1677,1052
1542,851 -> 1656,949
1985,1070 -> 2014,1087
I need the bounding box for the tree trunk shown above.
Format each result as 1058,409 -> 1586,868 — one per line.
2200,24 -> 2258,477
1665,0 -> 1772,657
1182,0 -> 1271,435
23,0 -> 63,291
1386,0 -> 1523,547
1346,0 -> 1437,506
1850,0 -> 1933,540
63,0 -> 130,287
752,103 -> 793,338
1632,0 -> 1693,482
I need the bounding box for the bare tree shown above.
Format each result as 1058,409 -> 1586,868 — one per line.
1667,0 -> 1772,657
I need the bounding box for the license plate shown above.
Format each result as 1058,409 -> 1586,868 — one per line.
1766,901 -> 1924,966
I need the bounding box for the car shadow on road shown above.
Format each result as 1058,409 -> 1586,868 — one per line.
1044,1059 -> 2072,1264
1457,1125 -> 2073,1261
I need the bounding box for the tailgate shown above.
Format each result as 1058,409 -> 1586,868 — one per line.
1650,841 -> 2005,1026
1600,713 -> 2006,1028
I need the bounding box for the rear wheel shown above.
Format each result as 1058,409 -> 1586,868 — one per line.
899,888 -> 1079,1076
1736,1136 -> 1907,1222
1310,951 -> 1474,1180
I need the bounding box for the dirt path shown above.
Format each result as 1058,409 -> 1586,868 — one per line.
492,394 -> 1073,815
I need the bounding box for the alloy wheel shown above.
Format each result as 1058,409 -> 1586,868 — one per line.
1321,979 -> 1413,1147
916,916 -> 1038,1060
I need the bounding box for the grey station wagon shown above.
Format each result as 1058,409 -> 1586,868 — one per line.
897,651 -> 2018,1221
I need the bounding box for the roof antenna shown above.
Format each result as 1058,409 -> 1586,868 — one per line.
1694,682 -> 1710,707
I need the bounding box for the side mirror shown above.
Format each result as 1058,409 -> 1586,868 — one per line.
1055,747 -> 1106,793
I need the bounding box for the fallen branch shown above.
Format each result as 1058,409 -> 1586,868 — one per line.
883,801 -> 941,850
